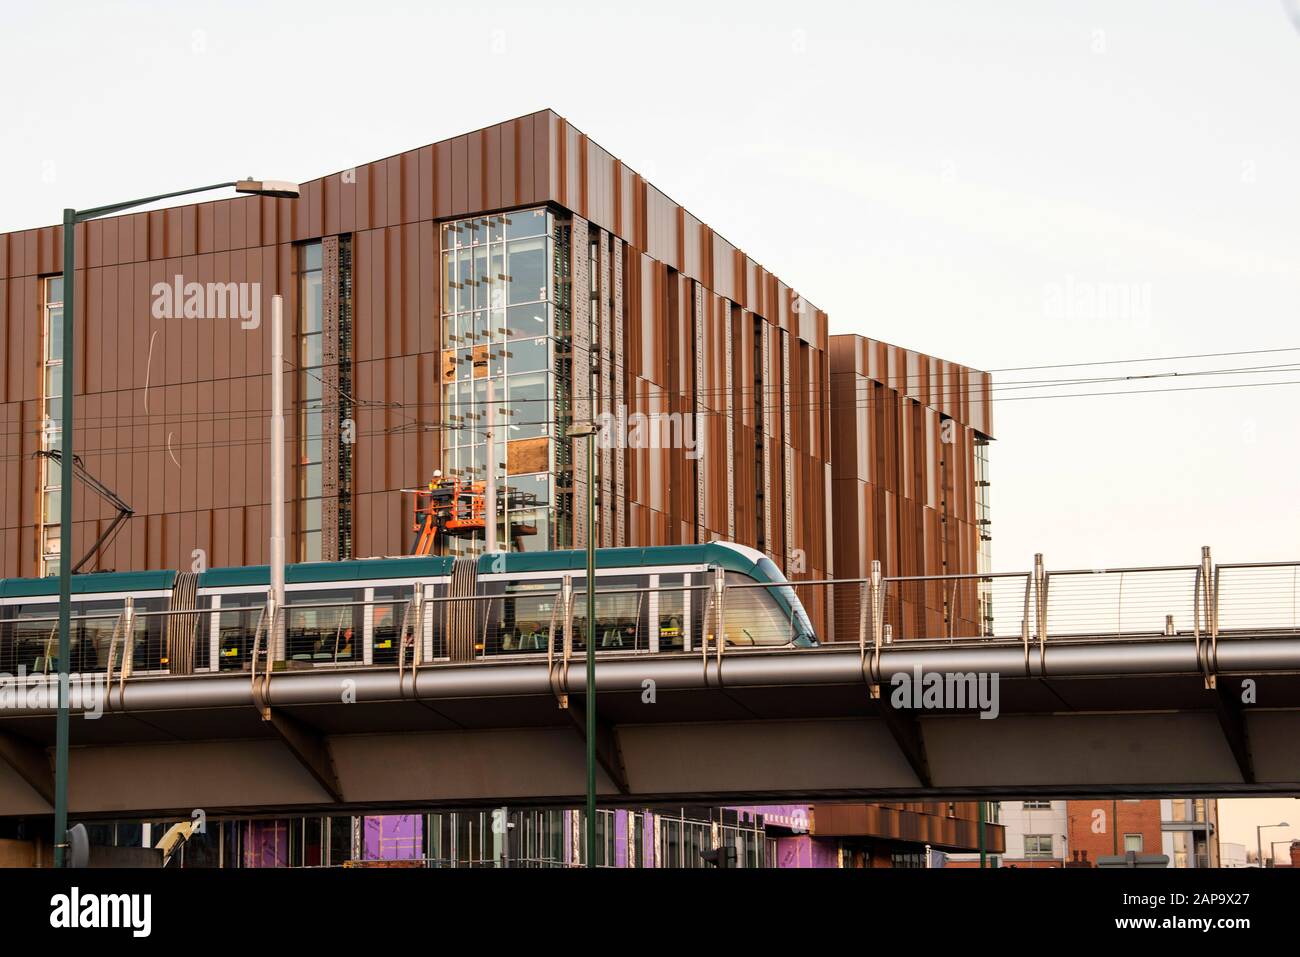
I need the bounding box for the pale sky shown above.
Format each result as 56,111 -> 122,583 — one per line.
2,0 -> 1297,844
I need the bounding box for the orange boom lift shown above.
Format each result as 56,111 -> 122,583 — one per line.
402,472 -> 539,556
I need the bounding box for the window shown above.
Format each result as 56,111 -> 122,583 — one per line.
39,277 -> 64,577
440,209 -> 557,555
298,244 -> 324,562
1024,834 -> 1054,858
1124,833 -> 1144,853
1023,801 -> 1052,810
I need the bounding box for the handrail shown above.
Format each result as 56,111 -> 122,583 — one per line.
17,547 -> 1299,685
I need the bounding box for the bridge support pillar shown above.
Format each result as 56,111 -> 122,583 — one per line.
0,731 -> 54,806
265,710 -> 343,803
565,699 -> 629,794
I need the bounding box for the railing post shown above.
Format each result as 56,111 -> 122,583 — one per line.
411,590 -> 424,670
1201,545 -> 1217,689
858,581 -> 869,662
421,584 -> 434,662
562,575 -> 574,665
1033,553 -> 1047,664
870,560 -> 883,651
714,567 -> 726,662
120,596 -> 136,683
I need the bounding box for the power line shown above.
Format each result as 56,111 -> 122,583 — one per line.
1,376 -> 1298,464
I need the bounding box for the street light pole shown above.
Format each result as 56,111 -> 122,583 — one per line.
53,208 -> 75,869
568,420 -> 598,867
585,423 -> 595,868
1257,822 -> 1289,868
1270,840 -> 1290,868
50,178 -> 297,867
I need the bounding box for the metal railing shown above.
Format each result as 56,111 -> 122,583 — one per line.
3,547 -> 1297,684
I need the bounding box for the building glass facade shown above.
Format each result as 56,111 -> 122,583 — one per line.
298,243 -> 325,562
440,207 -> 555,555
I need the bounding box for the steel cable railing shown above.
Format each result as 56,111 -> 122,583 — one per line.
5,552 -> 1298,682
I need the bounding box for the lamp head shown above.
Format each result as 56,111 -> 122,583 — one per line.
235,179 -> 300,199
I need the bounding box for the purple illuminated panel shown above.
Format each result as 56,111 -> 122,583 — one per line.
241,821 -> 288,868
776,834 -> 840,868
364,814 -> 423,861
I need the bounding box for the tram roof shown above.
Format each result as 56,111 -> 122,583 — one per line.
0,544 -> 784,599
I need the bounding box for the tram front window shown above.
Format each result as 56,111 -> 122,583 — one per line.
721,572 -> 800,646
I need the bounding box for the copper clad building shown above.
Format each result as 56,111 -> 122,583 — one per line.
0,109 -> 993,619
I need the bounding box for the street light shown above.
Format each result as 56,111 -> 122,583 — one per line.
53,177 -> 298,867
1270,840 -> 1292,868
569,420 -> 598,867
1256,821 -> 1289,869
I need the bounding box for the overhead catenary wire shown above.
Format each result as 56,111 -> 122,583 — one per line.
7,355 -> 1300,430
1,376 -> 1298,465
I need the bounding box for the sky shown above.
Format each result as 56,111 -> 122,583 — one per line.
1,0 -> 1297,846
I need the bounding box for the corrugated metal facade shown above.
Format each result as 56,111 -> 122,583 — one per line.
829,334 -> 994,638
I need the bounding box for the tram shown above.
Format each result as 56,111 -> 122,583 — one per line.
0,542 -> 817,677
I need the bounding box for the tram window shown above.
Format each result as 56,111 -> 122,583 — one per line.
191,596 -> 214,671
70,599 -> 125,673
485,579 -> 560,655
0,599 -> 131,675
3,603 -> 60,674
721,572 -> 797,646
284,589 -> 363,664
656,575 -> 687,652
571,576 -> 645,652
372,585 -> 415,665
139,599 -> 169,670
216,593 -> 263,672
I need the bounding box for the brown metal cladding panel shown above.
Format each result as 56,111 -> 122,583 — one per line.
417,145 -> 435,223
366,159 -> 387,231
400,150 -> 420,225
87,220 -> 105,269
613,236 -> 626,547
352,162 -> 373,233
433,140 -> 452,218
227,373 -> 246,510
484,125 -> 502,212
451,135 -> 469,217
352,230 -> 373,365
382,227 -> 397,358
564,126 -> 582,215
212,378 -> 230,511
515,117 -> 535,208
84,268 -> 102,398
417,221 -> 437,357
466,130 -> 485,215
354,359 -> 376,497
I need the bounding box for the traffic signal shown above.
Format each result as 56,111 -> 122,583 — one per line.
700,845 -> 737,868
